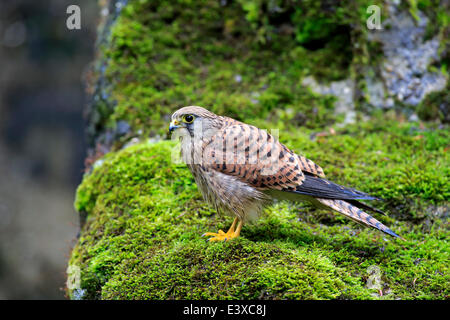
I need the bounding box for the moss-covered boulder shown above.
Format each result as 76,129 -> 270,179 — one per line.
68,0 -> 449,299
68,120 -> 449,299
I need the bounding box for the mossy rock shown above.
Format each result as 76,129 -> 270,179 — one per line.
70,0 -> 449,300
86,0 -> 448,152
86,0 -> 393,151
68,119 -> 449,299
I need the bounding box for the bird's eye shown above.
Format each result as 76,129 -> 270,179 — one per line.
183,114 -> 195,123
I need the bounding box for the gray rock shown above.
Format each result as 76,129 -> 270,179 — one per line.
367,4 -> 447,107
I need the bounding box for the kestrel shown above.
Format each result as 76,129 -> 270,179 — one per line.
169,106 -> 400,241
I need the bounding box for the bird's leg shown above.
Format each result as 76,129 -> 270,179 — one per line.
233,219 -> 243,238
202,217 -> 242,242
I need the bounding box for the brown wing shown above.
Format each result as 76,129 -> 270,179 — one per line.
202,121 -> 323,190
293,150 -> 325,178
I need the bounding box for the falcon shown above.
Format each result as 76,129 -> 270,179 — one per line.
169,106 -> 399,241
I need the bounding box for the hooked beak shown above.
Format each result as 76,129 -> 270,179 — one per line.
169,120 -> 181,133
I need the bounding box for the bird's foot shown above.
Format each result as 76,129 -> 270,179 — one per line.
202,229 -> 239,242
202,218 -> 242,242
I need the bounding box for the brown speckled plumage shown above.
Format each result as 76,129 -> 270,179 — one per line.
170,106 -> 399,240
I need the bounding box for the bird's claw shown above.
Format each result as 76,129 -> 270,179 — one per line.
202,218 -> 242,242
202,230 -> 236,242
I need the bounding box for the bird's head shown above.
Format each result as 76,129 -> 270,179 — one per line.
169,106 -> 221,138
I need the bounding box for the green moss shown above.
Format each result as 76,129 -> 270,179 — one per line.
72,0 -> 449,300
89,0 -> 396,143
417,90 -> 450,123
68,118 -> 449,299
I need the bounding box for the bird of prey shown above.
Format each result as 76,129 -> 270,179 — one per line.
169,106 -> 399,241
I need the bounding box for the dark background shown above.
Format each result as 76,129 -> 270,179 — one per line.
0,0 -> 97,299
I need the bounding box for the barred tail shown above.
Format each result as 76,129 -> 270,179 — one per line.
317,198 -> 400,238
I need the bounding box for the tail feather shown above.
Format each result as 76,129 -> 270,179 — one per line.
346,199 -> 386,216
317,198 -> 400,238
289,175 -> 379,201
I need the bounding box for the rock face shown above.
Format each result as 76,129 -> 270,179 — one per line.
68,0 -> 449,299
367,3 -> 447,108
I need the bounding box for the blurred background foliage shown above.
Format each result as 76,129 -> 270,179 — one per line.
0,0 -> 97,298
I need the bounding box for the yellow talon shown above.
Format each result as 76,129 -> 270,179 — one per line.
203,218 -> 242,242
